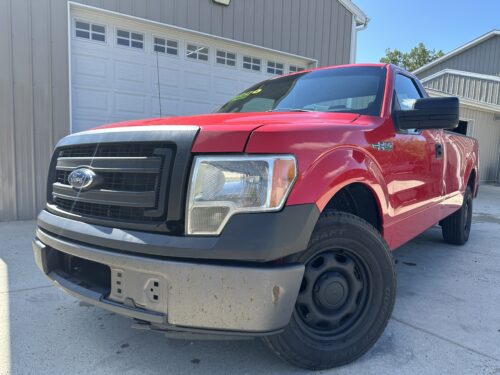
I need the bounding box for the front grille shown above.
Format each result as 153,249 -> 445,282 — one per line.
54,197 -> 150,222
48,142 -> 174,229
58,143 -> 163,157
55,170 -> 159,192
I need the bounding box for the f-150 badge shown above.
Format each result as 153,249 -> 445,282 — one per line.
371,142 -> 393,151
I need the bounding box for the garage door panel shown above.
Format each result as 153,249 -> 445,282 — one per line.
114,60 -> 149,91
155,67 -> 182,89
73,87 -> 109,112
70,8 -> 313,132
151,97 -> 182,117
213,75 -> 239,96
183,99 -> 215,115
72,41 -> 110,58
184,71 -> 211,96
72,53 -> 108,82
114,92 -> 148,116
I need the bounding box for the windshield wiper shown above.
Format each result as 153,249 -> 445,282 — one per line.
267,108 -> 316,112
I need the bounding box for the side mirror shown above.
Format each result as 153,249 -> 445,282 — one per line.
395,97 -> 459,130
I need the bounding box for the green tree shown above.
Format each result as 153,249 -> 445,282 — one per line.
380,42 -> 444,72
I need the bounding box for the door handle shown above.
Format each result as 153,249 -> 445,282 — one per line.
435,143 -> 443,160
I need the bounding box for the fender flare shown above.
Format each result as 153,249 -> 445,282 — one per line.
463,147 -> 478,196
287,147 -> 390,224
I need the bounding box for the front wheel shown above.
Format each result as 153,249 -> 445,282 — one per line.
442,186 -> 473,245
263,211 -> 396,370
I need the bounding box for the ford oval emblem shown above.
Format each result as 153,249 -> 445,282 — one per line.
68,168 -> 96,191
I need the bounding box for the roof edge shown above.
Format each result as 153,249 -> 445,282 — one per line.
338,0 -> 369,26
421,69 -> 500,84
413,29 -> 500,75
426,88 -> 500,114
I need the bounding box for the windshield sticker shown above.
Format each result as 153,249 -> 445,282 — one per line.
228,88 -> 263,102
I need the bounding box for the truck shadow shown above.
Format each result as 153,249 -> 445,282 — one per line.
79,310 -> 305,374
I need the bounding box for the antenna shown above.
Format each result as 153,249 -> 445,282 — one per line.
155,51 -> 163,117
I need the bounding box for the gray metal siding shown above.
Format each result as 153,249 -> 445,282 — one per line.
0,0 -> 71,221
423,73 -> 500,107
0,0 -> 17,220
418,35 -> 500,79
0,0 -> 356,221
460,107 -> 500,182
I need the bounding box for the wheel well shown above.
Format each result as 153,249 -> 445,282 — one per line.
467,169 -> 476,193
324,183 -> 382,232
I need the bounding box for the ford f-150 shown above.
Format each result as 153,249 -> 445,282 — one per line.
33,64 -> 479,369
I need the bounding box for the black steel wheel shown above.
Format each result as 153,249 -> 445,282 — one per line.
295,249 -> 371,339
442,186 -> 473,245
263,211 -> 396,370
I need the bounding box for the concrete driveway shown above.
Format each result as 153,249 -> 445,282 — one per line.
1,185 -> 500,375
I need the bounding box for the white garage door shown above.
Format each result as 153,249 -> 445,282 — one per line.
70,6 -> 315,133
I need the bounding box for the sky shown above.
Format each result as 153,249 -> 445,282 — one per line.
354,0 -> 500,63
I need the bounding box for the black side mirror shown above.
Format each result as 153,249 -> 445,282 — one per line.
395,97 -> 459,130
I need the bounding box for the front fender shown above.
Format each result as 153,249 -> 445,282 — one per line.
287,147 -> 389,219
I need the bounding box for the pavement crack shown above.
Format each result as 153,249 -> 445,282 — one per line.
0,284 -> 53,295
391,316 -> 500,362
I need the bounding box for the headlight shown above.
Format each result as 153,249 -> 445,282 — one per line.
186,155 -> 297,235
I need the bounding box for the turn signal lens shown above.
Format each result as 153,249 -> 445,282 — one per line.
270,159 -> 297,208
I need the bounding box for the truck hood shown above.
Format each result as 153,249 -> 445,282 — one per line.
95,112 -> 361,152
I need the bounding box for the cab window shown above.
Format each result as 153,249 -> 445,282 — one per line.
394,74 -> 423,110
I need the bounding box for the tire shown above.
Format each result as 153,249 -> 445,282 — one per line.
263,211 -> 396,370
442,186 -> 473,245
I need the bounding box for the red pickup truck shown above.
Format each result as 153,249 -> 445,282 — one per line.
33,64 -> 479,370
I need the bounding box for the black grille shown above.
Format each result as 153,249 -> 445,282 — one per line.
59,143 -> 164,157
54,197 -> 150,222
55,170 -> 159,192
48,142 -> 174,228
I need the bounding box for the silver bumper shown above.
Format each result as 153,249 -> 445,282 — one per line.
33,228 -> 304,334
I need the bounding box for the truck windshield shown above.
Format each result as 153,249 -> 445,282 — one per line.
218,66 -> 387,116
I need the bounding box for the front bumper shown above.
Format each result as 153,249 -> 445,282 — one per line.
37,204 -> 319,262
33,228 -> 305,334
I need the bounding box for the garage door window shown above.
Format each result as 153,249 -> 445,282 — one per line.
75,21 -> 106,42
216,50 -> 236,66
289,65 -> 305,73
267,61 -> 284,75
154,37 -> 178,55
243,56 -> 261,72
186,44 -> 209,61
116,29 -> 144,49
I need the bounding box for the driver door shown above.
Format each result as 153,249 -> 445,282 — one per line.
385,73 -> 443,218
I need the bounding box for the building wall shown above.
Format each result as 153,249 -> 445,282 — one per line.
423,76 -> 500,183
460,107 -> 500,183
418,35 -> 500,79
0,0 -> 70,221
0,0 -> 356,221
417,33 -> 500,184
423,72 -> 500,107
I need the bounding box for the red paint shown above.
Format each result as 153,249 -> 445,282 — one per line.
92,64 -> 479,250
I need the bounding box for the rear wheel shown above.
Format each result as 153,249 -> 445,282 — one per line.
442,186 -> 473,245
263,211 -> 396,370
